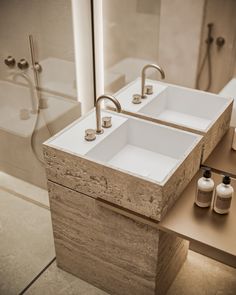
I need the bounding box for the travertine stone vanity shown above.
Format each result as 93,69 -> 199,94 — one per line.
48,181 -> 188,295
44,110 -> 203,221
43,110 -> 202,295
43,82 -> 232,294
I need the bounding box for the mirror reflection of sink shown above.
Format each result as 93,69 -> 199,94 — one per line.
45,110 -> 203,220
111,78 -> 233,161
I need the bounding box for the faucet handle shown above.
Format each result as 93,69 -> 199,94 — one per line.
85,129 -> 96,141
17,58 -> 29,70
145,85 -> 153,95
132,94 -> 142,104
4,56 -> 16,67
102,116 -> 112,128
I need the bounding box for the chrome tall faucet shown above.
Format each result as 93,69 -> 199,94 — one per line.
141,64 -> 165,98
96,94 -> 122,134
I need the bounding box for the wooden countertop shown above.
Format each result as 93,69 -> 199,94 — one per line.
159,171 -> 236,268
203,127 -> 236,178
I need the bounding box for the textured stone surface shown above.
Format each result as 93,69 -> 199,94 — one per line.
43,136 -> 202,221
202,102 -> 232,161
156,231 -> 189,295
47,181 -> 188,295
161,143 -> 202,217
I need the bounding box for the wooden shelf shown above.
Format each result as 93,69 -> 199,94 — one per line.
159,171 -> 236,268
203,127 -> 236,178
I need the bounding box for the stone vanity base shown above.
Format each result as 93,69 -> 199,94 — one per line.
48,181 -> 189,295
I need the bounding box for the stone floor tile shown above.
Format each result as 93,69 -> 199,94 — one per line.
0,189 -> 55,295
26,251 -> 236,295
167,251 -> 236,295
25,262 -> 108,295
0,172 -> 49,209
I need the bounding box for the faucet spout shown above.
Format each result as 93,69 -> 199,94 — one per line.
12,72 -> 38,114
141,64 -> 165,98
95,94 -> 122,134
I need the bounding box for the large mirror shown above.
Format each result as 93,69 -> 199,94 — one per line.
102,0 -> 236,94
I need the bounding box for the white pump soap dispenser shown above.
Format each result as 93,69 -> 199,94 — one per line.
214,175 -> 234,214
195,168 -> 215,208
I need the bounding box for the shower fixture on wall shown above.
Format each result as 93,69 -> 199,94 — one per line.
29,34 -> 42,90
4,56 -> 16,67
12,71 -> 37,114
17,58 -> 29,70
27,34 -> 51,166
196,23 -> 214,92
216,36 -> 225,49
4,35 -> 50,166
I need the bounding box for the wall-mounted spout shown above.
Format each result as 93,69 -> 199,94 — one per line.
12,72 -> 38,114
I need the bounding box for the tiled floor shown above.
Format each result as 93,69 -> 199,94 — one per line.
0,174 -> 236,295
0,189 -> 54,295
24,251 -> 236,295
0,172 -> 49,209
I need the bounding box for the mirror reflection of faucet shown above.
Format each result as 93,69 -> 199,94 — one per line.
84,94 -> 122,142
132,63 -> 165,104
141,64 -> 165,98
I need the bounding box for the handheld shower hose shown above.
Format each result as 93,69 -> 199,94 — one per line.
196,23 -> 214,92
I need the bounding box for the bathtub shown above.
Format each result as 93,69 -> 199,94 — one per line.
7,57 -> 77,99
33,57 -> 77,99
219,78 -> 236,127
0,80 -> 81,188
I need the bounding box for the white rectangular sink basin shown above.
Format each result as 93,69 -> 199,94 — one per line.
44,110 -> 203,221
86,114 -> 200,183
111,78 -> 233,161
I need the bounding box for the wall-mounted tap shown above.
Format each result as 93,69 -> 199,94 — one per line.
12,72 -> 38,114
4,56 -> 16,68
96,94 -> 122,134
17,58 -> 29,70
141,64 -> 165,98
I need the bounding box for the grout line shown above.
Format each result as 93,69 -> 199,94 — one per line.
18,257 -> 56,295
0,185 -> 50,211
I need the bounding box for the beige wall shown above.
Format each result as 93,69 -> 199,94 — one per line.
0,0 -> 75,79
103,0 -> 206,89
103,0 -> 161,68
158,0 -> 205,88
197,0 -> 236,93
